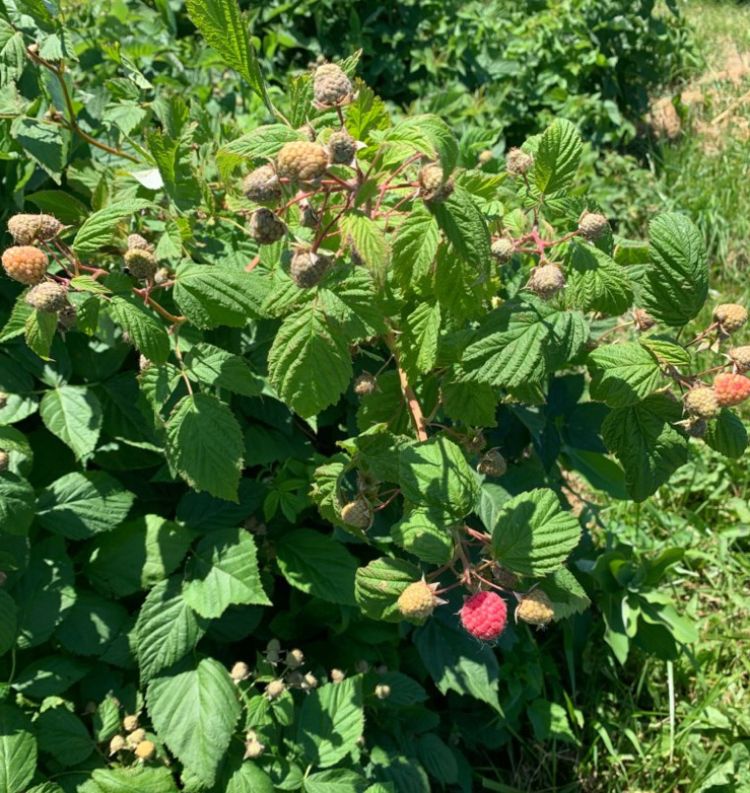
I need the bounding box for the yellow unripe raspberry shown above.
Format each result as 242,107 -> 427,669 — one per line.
340,497 -> 373,529
397,580 -> 442,621
2,246 -> 49,285
714,303 -> 748,333
124,248 -> 157,280
515,590 -> 555,627
134,740 -> 156,761
8,213 -> 63,245
684,386 -> 720,419
122,714 -> 139,732
276,141 -> 329,183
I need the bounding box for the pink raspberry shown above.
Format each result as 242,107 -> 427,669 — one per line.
713,372 -> 750,407
460,591 -> 508,641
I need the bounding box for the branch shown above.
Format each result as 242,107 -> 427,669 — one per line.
385,331 -> 428,442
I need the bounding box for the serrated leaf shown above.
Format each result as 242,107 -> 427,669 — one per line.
392,204 -> 440,285
165,393 -> 244,501
135,578 -> 206,682
0,704 -> 37,793
86,515 -> 193,596
77,767 -> 179,793
184,342 -> 263,396
36,704 -> 94,766
173,263 -> 261,329
73,200 -> 153,256
185,0 -> 270,110
588,342 -> 664,408
24,309 -> 57,359
391,506 -> 455,564
12,654 -> 89,698
268,302 -> 352,417
276,529 -> 358,606
36,471 -> 134,539
400,302 -> 441,376
0,474 -> 35,536
704,409 -> 748,459
109,294 -> 170,364
429,186 -> 491,276
217,125 -> 303,179
183,528 -> 269,618
414,612 -> 500,711
384,115 -> 458,173
491,488 -> 581,576
642,213 -> 708,326
55,591 -> 129,657
354,557 -> 421,621
0,591 -> 17,657
601,393 -> 688,501
40,385 -> 102,460
147,658 -> 240,786
533,119 -> 582,194
565,242 -> 633,315
538,568 -> 591,620
296,677 -> 364,769
399,436 -> 478,517
340,213 -> 389,284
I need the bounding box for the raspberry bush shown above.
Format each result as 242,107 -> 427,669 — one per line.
0,1 -> 745,791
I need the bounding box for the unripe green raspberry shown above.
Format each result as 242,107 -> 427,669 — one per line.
154,267 -> 171,285
374,684 -> 391,700
302,672 -> 318,690
2,246 -> 49,285
578,211 -> 610,241
8,213 -> 64,245
286,648 -> 304,669
276,141 -> 329,183
328,130 -> 357,164
353,371 -> 377,397
243,164 -> 282,203
340,497 -> 373,529
528,264 -> 565,299
491,238 -> 514,263
124,248 -> 157,280
506,147 -> 534,176
477,449 -> 507,477
729,346 -> 750,372
419,165 -> 454,203
127,233 -> 152,252
266,679 -> 286,699
25,282 -> 68,312
515,590 -> 554,627
290,247 -> 332,288
249,208 -> 286,244
397,580 -> 442,621
684,386 -> 720,418
313,63 -> 354,106
714,303 -> 748,333
266,638 -> 281,664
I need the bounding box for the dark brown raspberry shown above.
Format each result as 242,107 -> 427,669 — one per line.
290,248 -> 332,288
313,63 -> 354,106
243,164 -> 282,203
249,208 -> 286,244
328,130 -> 357,164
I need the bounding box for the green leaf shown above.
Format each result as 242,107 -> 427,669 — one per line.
414,613 -> 500,711
165,393 -> 244,501
704,409 -> 748,459
601,393 -> 688,501
186,0 -> 270,111
77,767 -> 179,793
135,578 -> 206,682
173,263 -> 261,329
392,204 -> 440,285
268,302 -> 352,417
533,119 -> 582,194
217,746 -> 275,793
429,186 -> 491,275
40,385 -> 102,460
183,528 -> 269,618
86,515 -> 193,597
304,769 -> 367,793
73,200 -> 153,256
55,591 -> 129,657
36,705 -> 94,766
490,488 -> 581,576
399,436 -> 478,517
340,213 -> 389,284
588,342 -> 664,408
538,568 -> 591,620
416,733 -> 458,785
12,118 -> 69,181
400,302 -> 441,376
0,474 -> 35,536
109,295 -> 170,364
12,655 -> 90,699
185,342 -> 263,396
391,506 -> 455,564
24,309 -> 57,359
641,213 -> 708,326
442,375 -> 498,428
147,657 -> 240,786
0,704 -> 37,793
354,557 -> 421,621
565,243 -> 633,315
276,529 -> 358,606
384,115 -> 458,173
37,471 -> 134,539
0,591 -> 17,657
296,677 -> 364,769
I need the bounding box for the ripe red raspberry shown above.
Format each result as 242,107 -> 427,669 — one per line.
276,142 -> 329,183
460,591 -> 508,641
2,246 -> 48,285
713,372 -> 750,407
